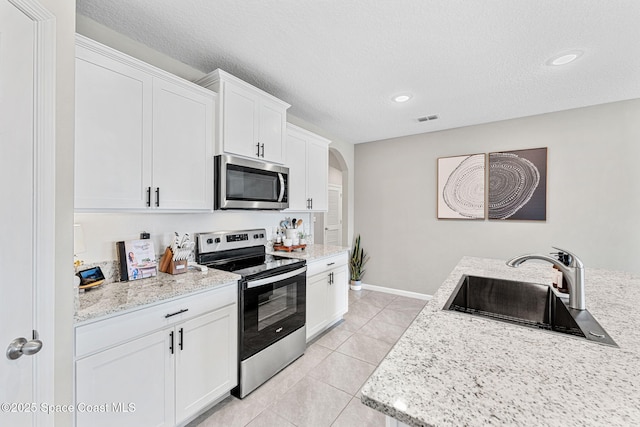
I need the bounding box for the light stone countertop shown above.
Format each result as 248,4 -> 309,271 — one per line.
75,268 -> 240,324
268,243 -> 349,261
360,256 -> 640,427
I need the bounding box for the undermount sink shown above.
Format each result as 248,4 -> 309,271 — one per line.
443,275 -> 618,347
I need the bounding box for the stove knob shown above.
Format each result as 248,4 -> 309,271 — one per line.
206,238 -> 213,244
253,234 -> 259,239
260,233 -> 265,238
215,238 -> 221,243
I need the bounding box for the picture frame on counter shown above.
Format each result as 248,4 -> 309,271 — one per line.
117,239 -> 158,281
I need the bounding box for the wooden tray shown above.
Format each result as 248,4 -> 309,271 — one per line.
273,243 -> 306,252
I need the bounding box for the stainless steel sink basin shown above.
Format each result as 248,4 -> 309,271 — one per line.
443,275 -> 618,347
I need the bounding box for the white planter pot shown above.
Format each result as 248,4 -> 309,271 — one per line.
350,280 -> 362,291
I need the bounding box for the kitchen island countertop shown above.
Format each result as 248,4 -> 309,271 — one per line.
268,243 -> 349,261
361,256 -> 640,426
75,268 -> 240,324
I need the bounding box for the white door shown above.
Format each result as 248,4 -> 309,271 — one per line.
324,184 -> 343,246
0,1 -> 55,426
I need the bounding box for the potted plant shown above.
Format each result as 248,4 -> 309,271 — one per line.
349,234 -> 369,290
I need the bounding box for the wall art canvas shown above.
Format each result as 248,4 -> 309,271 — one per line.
488,147 -> 547,220
437,153 -> 486,219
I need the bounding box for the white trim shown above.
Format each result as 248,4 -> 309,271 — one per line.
360,283 -> 432,301
9,1 -> 56,426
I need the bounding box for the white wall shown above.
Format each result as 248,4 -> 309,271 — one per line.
355,99 -> 640,296
75,211 -> 312,263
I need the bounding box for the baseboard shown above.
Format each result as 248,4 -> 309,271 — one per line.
359,283 -> 432,301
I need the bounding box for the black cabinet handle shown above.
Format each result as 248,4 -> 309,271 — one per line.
256,142 -> 261,157
310,198 -> 313,209
327,262 -> 335,266
146,187 -> 151,207
178,328 -> 184,351
169,331 -> 174,354
155,187 -> 160,207
260,143 -> 265,158
165,308 -> 189,318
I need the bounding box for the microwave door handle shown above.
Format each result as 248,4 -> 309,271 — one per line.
277,173 -> 285,202
245,266 -> 307,289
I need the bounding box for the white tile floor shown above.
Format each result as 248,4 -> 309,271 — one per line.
187,289 -> 427,427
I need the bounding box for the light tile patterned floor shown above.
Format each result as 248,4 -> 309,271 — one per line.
187,289 -> 427,427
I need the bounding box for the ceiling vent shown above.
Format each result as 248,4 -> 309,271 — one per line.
418,115 -> 439,122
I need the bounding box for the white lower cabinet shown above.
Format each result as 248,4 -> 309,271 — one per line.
76,330 -> 174,427
306,252 -> 349,341
175,306 -> 236,422
75,284 -> 237,427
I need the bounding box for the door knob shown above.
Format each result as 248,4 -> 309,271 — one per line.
6,336 -> 43,360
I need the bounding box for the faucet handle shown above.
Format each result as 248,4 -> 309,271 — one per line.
551,247 -> 584,268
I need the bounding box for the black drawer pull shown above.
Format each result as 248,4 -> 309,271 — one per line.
169,331 -> 174,354
165,308 -> 189,318
178,328 -> 184,350
327,262 -> 335,266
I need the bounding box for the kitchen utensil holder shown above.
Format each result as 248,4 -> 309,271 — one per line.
159,247 -> 188,275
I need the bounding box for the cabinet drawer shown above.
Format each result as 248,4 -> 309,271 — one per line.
76,282 -> 237,358
306,252 -> 348,277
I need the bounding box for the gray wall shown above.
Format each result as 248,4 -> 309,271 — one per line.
355,99 -> 640,296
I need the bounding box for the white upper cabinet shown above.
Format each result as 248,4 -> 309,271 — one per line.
285,123 -> 330,211
75,42 -> 153,210
151,79 -> 213,210
74,35 -> 214,212
196,69 -> 290,164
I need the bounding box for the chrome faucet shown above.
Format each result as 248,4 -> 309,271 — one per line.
506,247 -> 585,310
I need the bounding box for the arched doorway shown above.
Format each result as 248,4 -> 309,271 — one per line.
314,147 -> 349,246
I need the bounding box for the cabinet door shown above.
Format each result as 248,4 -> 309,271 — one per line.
306,273 -> 329,341
285,130 -> 308,211
75,330 -> 174,427
259,100 -> 286,164
152,78 -> 214,210
222,82 -> 259,159
75,47 -> 153,209
306,138 -> 329,211
328,266 -> 349,322
175,305 -> 238,423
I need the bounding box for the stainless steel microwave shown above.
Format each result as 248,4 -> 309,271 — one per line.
215,154 -> 289,210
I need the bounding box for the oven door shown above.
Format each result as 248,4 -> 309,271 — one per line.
239,266 -> 306,360
216,154 -> 289,210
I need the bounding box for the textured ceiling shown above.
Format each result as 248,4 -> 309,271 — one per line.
76,0 -> 640,144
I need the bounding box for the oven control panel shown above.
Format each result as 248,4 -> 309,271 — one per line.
196,229 -> 267,255
227,233 -> 249,242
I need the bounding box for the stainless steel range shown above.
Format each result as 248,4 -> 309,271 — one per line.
195,229 -> 306,398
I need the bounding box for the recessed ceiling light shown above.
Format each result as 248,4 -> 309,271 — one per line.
392,94 -> 412,103
546,50 -> 583,66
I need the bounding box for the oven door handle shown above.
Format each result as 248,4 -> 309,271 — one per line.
277,173 -> 285,203
245,266 -> 307,289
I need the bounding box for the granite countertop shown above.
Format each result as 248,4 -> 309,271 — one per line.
75,268 -> 240,324
268,243 -> 349,261
361,256 -> 640,426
